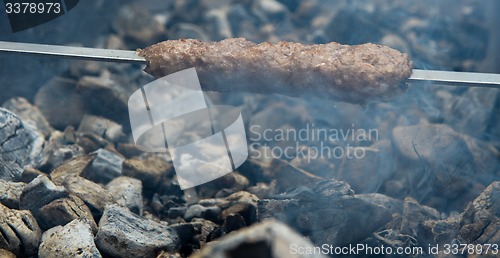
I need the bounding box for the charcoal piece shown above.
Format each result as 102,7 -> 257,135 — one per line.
208,214 -> 246,239
20,175 -> 68,213
227,4 -> 262,42
417,217 -> 460,247
247,182 -> 277,199
356,193 -> 404,215
257,198 -> 300,221
167,223 -> 197,249
323,4 -> 383,45
382,179 -> 408,198
35,74 -> 133,130
380,33 -> 410,53
151,193 -> 186,221
460,134 -> 500,182
2,97 -> 53,138
220,213 -> 246,235
186,191 -> 259,226
76,75 -> 131,125
167,206 -> 187,220
20,175 -> 98,231
116,143 -> 144,159
184,204 -> 221,222
0,202 -> 41,257
38,219 -> 102,258
157,252 -> 182,258
0,108 -> 44,167
196,172 -> 249,198
96,205 -> 182,257
51,154 -> 96,185
39,138 -> 85,172
168,23 -> 210,41
106,176 -> 143,215
253,0 -> 290,23
43,144 -> 85,171
112,5 -> 164,45
276,0 -> 301,12
204,9 -> 233,40
106,35 -> 126,50
458,181 -> 500,244
221,202 -> 257,226
445,87 -> 500,140
258,179 -> 392,247
0,158 -> 23,181
0,249 -> 15,258
37,129 -> 84,173
476,221 -> 500,246
75,132 -> 111,153
0,179 -> 25,209
139,38 -> 412,104
258,158 -> 323,192
313,179 -> 355,197
400,197 -> 441,236
77,115 -> 124,143
62,176 -> 115,218
198,191 -> 259,212
122,155 -> 172,191
191,220 -> 327,258
61,126 -> 77,143
34,77 -> 85,129
290,144 -> 341,180
370,229 -> 419,255
20,167 -> 45,183
82,149 -> 124,184
68,60 -> 104,78
189,219 -> 218,248
337,146 -> 392,194
38,195 -> 97,232
392,123 -> 475,198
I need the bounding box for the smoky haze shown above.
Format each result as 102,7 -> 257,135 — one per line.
0,0 -> 498,256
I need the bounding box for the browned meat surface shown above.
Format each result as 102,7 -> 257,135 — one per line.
138,38 -> 412,103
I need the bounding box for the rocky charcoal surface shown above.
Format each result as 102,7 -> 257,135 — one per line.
1,0 -> 499,257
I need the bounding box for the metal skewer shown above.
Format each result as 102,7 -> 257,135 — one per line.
0,41 -> 146,64
1,41 -> 499,88
409,69 -> 500,88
